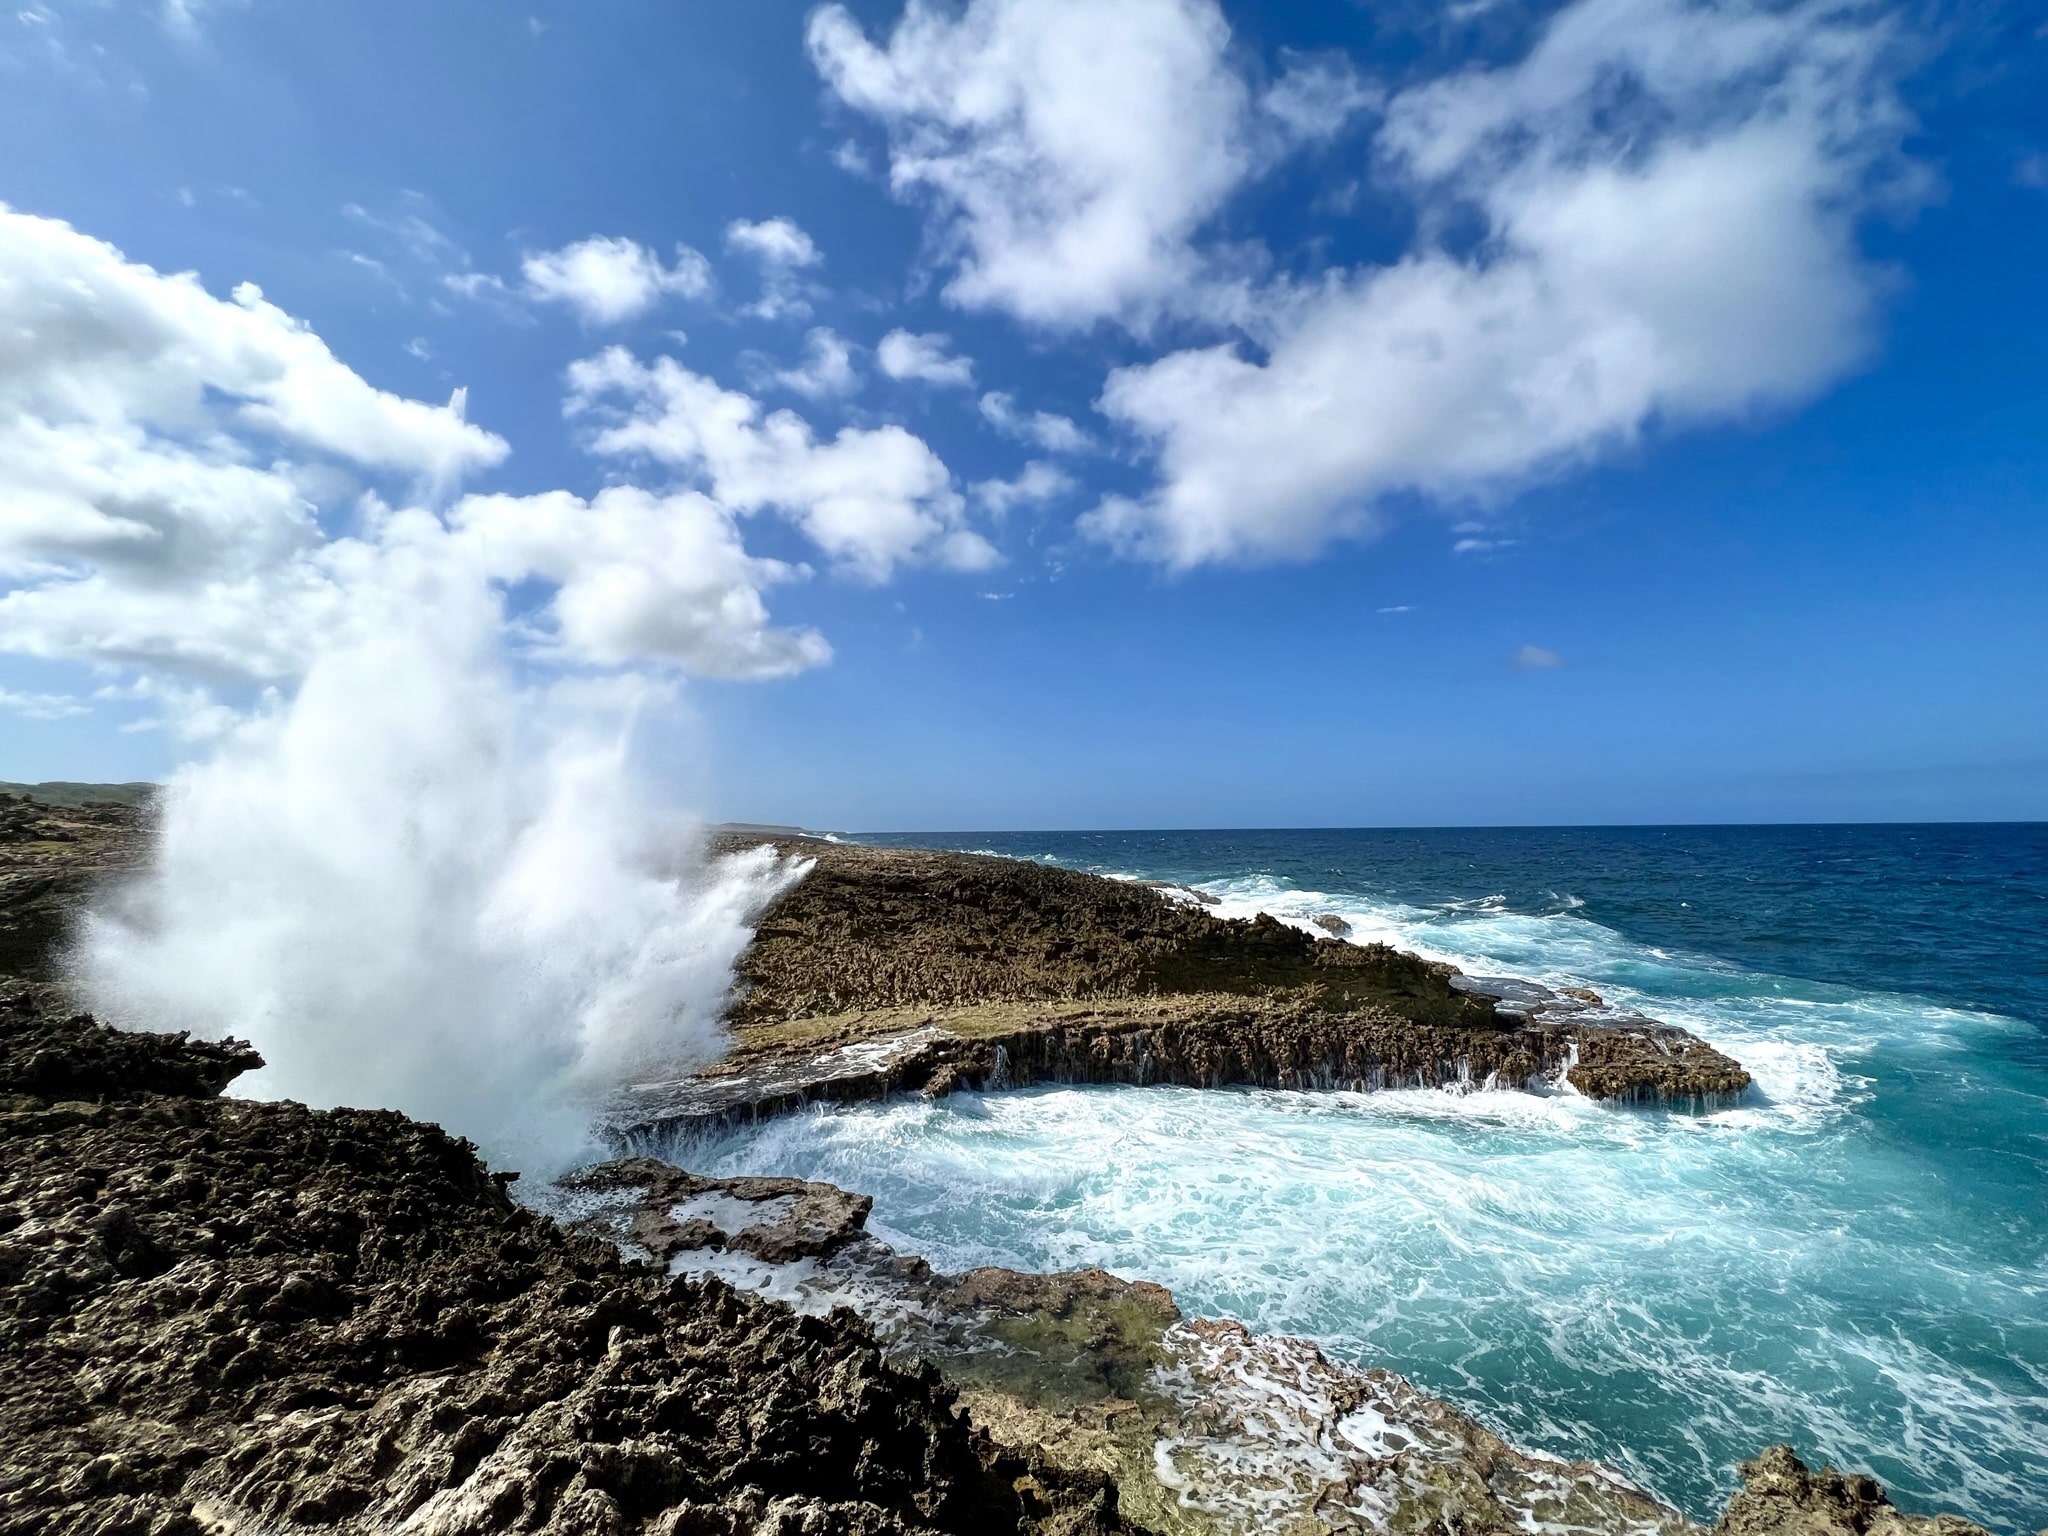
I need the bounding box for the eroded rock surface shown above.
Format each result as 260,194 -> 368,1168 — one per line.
0,792 -> 1999,1536
1714,1447 -> 1992,1536
608,840 -> 1751,1141
564,1161 -> 1993,1536
0,1005 -> 1134,1536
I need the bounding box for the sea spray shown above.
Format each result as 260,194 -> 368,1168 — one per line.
72,516 -> 803,1173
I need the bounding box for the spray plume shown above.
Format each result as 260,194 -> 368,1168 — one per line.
73,515 -> 803,1175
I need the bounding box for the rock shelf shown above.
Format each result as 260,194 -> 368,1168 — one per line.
606,839 -> 1752,1143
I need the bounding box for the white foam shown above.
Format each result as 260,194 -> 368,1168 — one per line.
71,535 -> 800,1175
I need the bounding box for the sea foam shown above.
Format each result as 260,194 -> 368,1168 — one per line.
687,873 -> 2048,1530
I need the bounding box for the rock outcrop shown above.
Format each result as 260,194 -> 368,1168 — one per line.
0,792 -> 144,982
563,1162 -> 2002,1536
0,792 -> 1999,1536
0,1003 -> 1133,1536
559,1157 -> 1699,1536
608,839 -> 1752,1142
1715,1447 -> 1992,1536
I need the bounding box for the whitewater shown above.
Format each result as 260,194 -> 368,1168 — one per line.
684,826 -> 2048,1533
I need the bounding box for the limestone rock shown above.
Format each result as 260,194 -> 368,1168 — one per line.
0,1000 -> 1133,1535
1715,1447 -> 1991,1536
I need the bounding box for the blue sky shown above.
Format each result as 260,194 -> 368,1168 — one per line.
0,0 -> 2043,829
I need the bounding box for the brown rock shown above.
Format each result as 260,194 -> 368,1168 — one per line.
1715,1446 -> 1991,1536
0,1005 -> 1134,1536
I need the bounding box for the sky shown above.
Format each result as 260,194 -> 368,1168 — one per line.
0,0 -> 2043,830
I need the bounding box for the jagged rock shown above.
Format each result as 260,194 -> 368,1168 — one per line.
562,1157 -> 875,1265
0,1002 -> 1134,1536
676,839 -> 1752,1127
0,796 -> 1988,1536
1715,1447 -> 1992,1536
1570,1025 -> 1753,1105
1311,913 -> 1353,937
0,1004 -> 262,1102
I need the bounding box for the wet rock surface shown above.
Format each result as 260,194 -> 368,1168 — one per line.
562,1159 -> 1702,1535
0,1004 -> 1134,1536
566,1162 -> 1993,1536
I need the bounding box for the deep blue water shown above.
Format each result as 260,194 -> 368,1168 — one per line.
698,825 -> 2048,1530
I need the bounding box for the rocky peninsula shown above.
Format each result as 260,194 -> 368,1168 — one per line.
604,837 -> 1752,1145
0,792 -> 2003,1535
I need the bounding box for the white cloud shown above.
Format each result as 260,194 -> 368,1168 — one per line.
877,329 -> 974,387
979,391 -> 1091,454
808,0 -> 1256,329
724,217 -> 824,320
568,346 -> 997,581
766,327 -> 861,399
0,685 -> 88,720
975,459 -> 1073,516
0,204 -> 507,679
96,675 -> 240,740
343,199 -> 468,271
1510,644 -> 1564,670
161,0 -> 244,36
1260,52 -> 1381,143
521,235 -> 712,325
1085,0 -> 1920,567
725,216 -> 820,268
0,207 -> 829,692
451,488 -> 831,678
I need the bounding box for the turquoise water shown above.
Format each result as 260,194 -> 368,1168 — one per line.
691,827 -> 2048,1531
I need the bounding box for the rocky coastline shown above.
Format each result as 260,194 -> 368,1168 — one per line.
0,794 -> 2005,1535
607,838 -> 1750,1144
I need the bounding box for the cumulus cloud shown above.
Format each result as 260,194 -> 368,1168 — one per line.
0,204 -> 505,679
521,235 -> 712,325
809,0 -> 1233,328
979,391 -> 1091,454
877,329 -> 974,387
724,217 -> 824,320
975,460 -> 1073,516
725,216 -> 821,269
0,206 -> 831,695
451,488 -> 830,678
568,346 -> 997,581
1084,0 -> 1922,567
95,675 -> 240,740
809,0 -> 1372,331
764,327 -> 861,399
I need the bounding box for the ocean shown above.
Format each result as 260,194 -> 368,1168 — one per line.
689,824 -> 2048,1531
